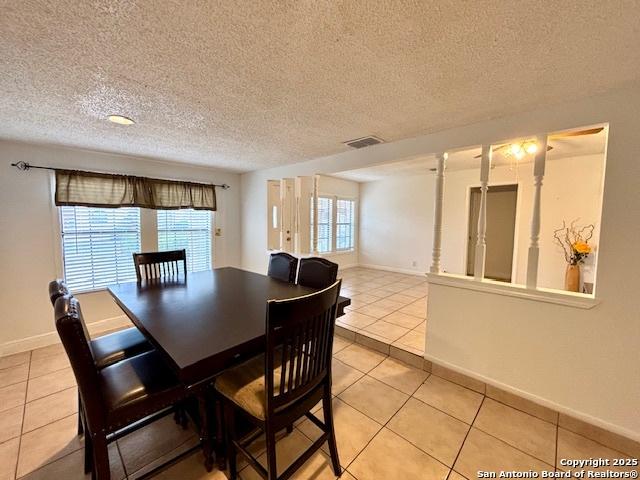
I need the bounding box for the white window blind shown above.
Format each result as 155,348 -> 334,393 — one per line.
310,196 -> 333,253
157,209 -> 212,272
60,206 -> 141,292
336,199 -> 355,251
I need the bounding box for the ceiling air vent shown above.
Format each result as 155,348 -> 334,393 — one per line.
344,136 -> 384,149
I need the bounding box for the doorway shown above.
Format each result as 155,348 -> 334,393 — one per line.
466,184 -> 518,282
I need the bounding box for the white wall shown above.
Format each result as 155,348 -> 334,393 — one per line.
359,174 -> 435,274
0,141 -> 241,352
439,154 -> 604,290
241,83 -> 640,439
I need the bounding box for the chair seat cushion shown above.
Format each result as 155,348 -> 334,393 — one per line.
100,350 -> 184,428
215,354 -> 283,420
91,327 -> 152,369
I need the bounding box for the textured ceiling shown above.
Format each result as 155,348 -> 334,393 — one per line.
334,127 -> 607,181
1,1 -> 639,172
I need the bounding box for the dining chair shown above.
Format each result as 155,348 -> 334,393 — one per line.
54,294 -> 193,480
267,252 -> 298,283
133,249 -> 187,281
296,257 -> 339,289
216,280 -> 342,480
48,280 -> 153,435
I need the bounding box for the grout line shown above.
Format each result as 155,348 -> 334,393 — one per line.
554,423 -> 560,471
24,384 -> 77,406
448,394 -> 486,472
15,351 -> 32,480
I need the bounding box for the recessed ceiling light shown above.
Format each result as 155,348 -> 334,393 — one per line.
107,114 -> 135,125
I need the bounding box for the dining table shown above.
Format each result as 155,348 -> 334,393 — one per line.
107,266 -> 350,470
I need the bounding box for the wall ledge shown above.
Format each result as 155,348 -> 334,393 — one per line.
427,272 -> 600,309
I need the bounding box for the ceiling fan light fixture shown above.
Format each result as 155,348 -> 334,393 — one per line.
525,142 -> 538,154
509,143 -> 523,155
107,114 -> 135,125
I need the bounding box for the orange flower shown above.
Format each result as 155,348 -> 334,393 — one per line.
573,241 -> 591,254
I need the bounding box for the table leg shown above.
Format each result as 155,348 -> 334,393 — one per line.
197,393 -> 214,472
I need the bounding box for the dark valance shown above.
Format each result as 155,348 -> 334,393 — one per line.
54,169 -> 217,211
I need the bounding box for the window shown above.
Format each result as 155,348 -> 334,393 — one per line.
157,209 -> 212,272
60,206 -> 141,291
310,196 -> 333,253
336,199 -> 355,251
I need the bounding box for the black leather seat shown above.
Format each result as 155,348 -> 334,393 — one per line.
297,257 -> 339,289
55,295 -> 190,480
267,252 -> 298,283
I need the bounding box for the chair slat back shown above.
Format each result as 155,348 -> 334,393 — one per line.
54,295 -> 105,432
265,280 -> 341,414
267,252 -> 298,283
297,257 -> 339,289
48,279 -> 70,306
133,249 -> 187,281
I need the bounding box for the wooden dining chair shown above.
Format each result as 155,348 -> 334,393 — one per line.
133,249 -> 187,281
216,280 -> 342,480
48,280 -> 153,435
267,252 -> 298,283
54,294 -> 194,480
297,257 -> 339,289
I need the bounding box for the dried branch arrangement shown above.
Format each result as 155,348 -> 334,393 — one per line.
553,220 -> 595,265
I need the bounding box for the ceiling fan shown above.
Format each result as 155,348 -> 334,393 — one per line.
473,127 -> 604,159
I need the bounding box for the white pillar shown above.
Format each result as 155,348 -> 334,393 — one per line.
474,145 -> 492,280
312,174 -> 319,255
430,153 -> 447,273
526,135 -> 548,288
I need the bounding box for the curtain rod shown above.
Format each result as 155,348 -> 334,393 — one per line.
10,161 -> 231,189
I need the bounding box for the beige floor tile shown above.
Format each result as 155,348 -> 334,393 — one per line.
485,385 -> 558,424
17,414 -> 83,477
355,332 -> 391,355
413,376 -> 483,424
431,364 -> 485,394
0,352 -> 30,371
23,387 -> 78,434
332,335 -> 352,354
348,293 -> 380,307
331,359 -> 364,395
348,428 -> 449,480
454,428 -> 551,479
333,344 -> 386,373
388,397 -> 469,467
153,451 -> 228,479
0,382 -> 27,413
29,353 -> 70,379
30,344 -> 65,361
382,311 -> 424,329
414,321 -> 427,333
558,414 -> 640,458
26,368 -> 76,404
557,428 -> 636,473
361,321 -> 409,342
297,397 -> 382,466
118,415 -> 198,474
19,444 -> 125,480
0,405 -> 24,443
338,376 -> 408,424
449,471 -> 468,480
0,363 -> 29,388
368,298 -> 405,311
399,300 -> 428,317
354,304 -> 398,319
385,293 -> 416,305
336,311 -> 377,330
395,329 -> 426,351
128,436 -> 201,478
369,357 -> 429,395
474,398 -> 556,464
0,437 -> 20,480
393,342 -> 425,356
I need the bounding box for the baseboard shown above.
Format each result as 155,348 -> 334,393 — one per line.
357,263 -> 427,277
424,352 -> 640,443
1,315 -> 132,356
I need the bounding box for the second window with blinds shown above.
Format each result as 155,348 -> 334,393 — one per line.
157,209 -> 213,272
310,196 -> 356,254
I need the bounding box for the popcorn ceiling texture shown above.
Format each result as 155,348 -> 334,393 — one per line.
1,1 -> 639,172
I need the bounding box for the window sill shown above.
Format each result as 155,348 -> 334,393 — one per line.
426,272 -> 599,310
320,250 -> 356,256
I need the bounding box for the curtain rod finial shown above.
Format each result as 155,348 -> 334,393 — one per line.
220,184 -> 230,190
11,161 -> 31,171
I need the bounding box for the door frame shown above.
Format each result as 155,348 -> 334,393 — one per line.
463,181 -> 522,283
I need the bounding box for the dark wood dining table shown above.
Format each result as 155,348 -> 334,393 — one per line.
107,266 -> 350,470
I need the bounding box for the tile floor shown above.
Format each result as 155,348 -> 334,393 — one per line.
337,267 -> 429,356
1,334 -> 636,479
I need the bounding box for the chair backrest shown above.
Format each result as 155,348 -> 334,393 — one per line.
54,295 -> 105,432
297,257 -> 339,289
265,279 -> 341,416
267,252 -> 298,283
133,249 -> 187,281
48,279 -> 70,306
